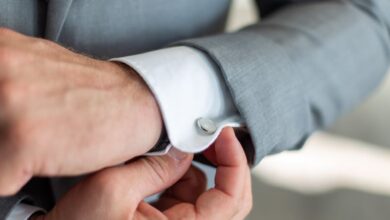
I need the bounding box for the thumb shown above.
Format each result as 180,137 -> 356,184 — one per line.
29,148 -> 193,220
122,148 -> 193,201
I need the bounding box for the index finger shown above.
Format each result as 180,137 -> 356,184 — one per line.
205,127 -> 249,197
164,128 -> 251,220
197,127 -> 251,219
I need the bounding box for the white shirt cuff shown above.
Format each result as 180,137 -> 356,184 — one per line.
112,46 -> 244,153
6,203 -> 45,220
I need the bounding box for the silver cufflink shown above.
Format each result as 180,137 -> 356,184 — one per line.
196,117 -> 217,135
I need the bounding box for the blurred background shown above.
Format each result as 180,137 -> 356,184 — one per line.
226,0 -> 390,219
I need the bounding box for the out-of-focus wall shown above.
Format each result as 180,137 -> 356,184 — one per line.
226,0 -> 258,32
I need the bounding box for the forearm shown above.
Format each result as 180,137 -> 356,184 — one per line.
177,0 -> 390,164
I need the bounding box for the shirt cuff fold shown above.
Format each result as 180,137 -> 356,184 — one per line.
112,46 -> 244,154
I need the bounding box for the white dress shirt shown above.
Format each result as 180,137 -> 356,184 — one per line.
7,46 -> 243,219
113,46 -> 244,154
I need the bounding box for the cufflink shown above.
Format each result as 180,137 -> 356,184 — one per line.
196,117 -> 217,135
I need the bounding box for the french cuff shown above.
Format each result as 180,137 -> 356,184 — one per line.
112,46 -> 244,154
6,203 -> 45,220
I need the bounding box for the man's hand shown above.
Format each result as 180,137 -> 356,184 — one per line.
0,28 -> 162,195
31,128 -> 252,220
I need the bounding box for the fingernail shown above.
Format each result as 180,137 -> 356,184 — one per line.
168,147 -> 188,162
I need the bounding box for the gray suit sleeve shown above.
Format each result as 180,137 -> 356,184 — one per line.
177,0 -> 390,165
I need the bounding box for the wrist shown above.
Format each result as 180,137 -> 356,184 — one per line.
109,61 -> 163,152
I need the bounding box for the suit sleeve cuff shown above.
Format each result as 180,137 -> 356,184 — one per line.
112,46 -> 244,153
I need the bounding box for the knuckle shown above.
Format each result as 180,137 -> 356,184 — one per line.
0,80 -> 28,107
0,151 -> 33,196
91,170 -> 122,198
42,39 -> 59,48
90,169 -> 140,212
31,38 -> 49,49
0,46 -> 17,67
0,27 -> 15,36
75,171 -> 136,219
143,157 -> 171,185
16,160 -> 33,182
0,151 -> 33,194
5,119 -> 33,152
34,153 -> 64,176
0,171 -> 31,196
31,38 -> 59,51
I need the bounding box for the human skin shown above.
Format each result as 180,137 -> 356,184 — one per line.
31,128 -> 253,220
0,28 -> 162,195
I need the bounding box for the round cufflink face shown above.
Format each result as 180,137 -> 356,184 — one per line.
196,117 -> 217,135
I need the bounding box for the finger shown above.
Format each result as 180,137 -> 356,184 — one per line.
202,143 -> 216,166
233,167 -> 253,220
196,127 -> 249,219
164,128 -> 249,219
0,144 -> 32,195
34,148 -> 192,220
206,127 -> 248,197
98,147 -> 193,202
134,202 -> 166,220
154,165 -> 207,211
0,28 -> 26,41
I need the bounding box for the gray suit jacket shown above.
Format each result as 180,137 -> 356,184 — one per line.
0,0 -> 389,218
